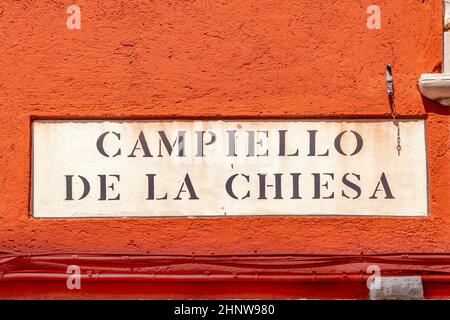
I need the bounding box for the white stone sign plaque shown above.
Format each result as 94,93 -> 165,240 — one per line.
31,119 -> 428,218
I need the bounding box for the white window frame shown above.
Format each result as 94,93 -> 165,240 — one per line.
418,0 -> 450,106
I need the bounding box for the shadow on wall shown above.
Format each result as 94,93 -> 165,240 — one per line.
421,96 -> 450,116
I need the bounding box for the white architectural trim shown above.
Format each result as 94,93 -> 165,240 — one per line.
419,73 -> 450,105
444,0 -> 450,72
418,1 -> 450,105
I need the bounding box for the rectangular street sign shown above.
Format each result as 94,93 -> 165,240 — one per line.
31,119 -> 428,218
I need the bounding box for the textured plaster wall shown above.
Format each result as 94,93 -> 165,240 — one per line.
0,0 -> 448,256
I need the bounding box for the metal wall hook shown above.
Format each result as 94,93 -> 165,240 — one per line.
386,64 -> 395,97
386,64 -> 401,155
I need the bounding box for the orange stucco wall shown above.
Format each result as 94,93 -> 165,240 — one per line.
0,0 -> 449,298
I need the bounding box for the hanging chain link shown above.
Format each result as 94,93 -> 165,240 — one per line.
390,97 -> 402,155
386,64 -> 401,155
